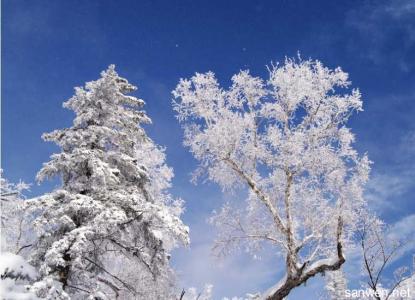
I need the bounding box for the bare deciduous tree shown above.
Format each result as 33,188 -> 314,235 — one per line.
358,217 -> 414,300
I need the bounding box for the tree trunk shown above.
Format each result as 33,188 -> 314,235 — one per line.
59,252 -> 71,290
267,230 -> 345,300
266,255 -> 346,300
266,278 -> 300,300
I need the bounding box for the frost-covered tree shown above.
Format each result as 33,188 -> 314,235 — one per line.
173,57 -> 370,299
356,217 -> 414,300
1,170 -> 32,255
389,268 -> 415,300
323,215 -> 415,300
324,269 -> 348,300
179,284 -> 213,300
0,252 -> 38,300
27,65 -> 189,299
178,284 -> 260,300
1,172 -> 37,299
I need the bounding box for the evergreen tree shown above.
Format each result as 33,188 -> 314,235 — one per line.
27,66 -> 189,299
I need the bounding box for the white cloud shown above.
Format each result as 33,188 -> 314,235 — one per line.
172,217 -> 280,299
385,0 -> 415,18
387,214 -> 415,260
365,173 -> 413,211
346,0 -> 415,70
399,130 -> 415,163
365,128 -> 415,212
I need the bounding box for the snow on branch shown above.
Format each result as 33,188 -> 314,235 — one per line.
173,56 -> 370,299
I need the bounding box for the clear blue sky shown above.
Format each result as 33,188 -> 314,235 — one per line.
2,0 -> 415,298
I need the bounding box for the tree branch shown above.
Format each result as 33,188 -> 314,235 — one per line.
266,215 -> 345,300
82,256 -> 137,296
223,157 -> 286,234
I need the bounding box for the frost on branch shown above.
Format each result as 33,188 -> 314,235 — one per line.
324,269 -> 348,300
1,170 -> 33,255
173,57 -> 370,299
27,65 -> 189,299
356,215 -> 415,300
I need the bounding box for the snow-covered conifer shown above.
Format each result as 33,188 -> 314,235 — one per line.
27,66 -> 189,299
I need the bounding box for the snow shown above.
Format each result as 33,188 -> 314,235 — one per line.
0,252 -> 38,300
0,56 -> 410,299
18,65 -> 188,299
173,57 -> 370,298
259,275 -> 287,300
0,252 -> 37,279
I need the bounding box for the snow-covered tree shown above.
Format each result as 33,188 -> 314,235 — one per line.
177,284 -> 260,300
26,65 -> 189,299
1,170 -> 32,255
0,252 -> 38,300
173,57 -> 370,299
1,172 -> 38,299
322,214 -> 415,300
389,268 -> 415,300
179,284 -> 213,300
324,269 -> 348,300
356,217 -> 414,300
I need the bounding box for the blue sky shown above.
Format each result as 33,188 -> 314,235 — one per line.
2,0 -> 415,298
